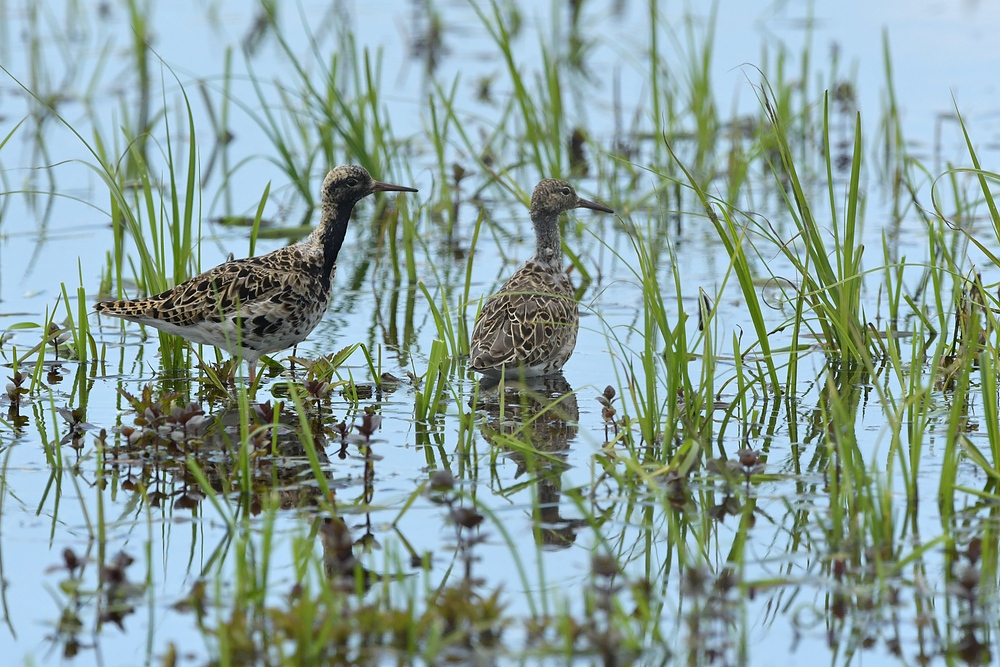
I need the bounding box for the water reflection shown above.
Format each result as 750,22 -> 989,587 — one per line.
104,388 -> 344,512
474,373 -> 588,549
318,516 -> 392,593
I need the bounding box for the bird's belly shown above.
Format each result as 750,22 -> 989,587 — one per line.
240,297 -> 329,354
122,292 -> 331,358
140,318 -> 246,354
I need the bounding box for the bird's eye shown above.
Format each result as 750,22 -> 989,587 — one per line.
561,187 -> 572,196
346,178 -> 359,187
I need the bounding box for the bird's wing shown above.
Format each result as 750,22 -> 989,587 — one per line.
96,255 -> 298,327
469,266 -> 577,370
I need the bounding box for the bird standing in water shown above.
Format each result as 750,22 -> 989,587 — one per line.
468,179 -> 613,379
95,165 -> 417,388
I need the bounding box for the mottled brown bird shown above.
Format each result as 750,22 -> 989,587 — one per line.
468,179 -> 613,379
95,165 -> 417,386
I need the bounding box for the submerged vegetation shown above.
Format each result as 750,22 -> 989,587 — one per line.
2,0 -> 1000,665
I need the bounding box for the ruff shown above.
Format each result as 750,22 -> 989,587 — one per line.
469,179 -> 613,379
96,165 -> 417,387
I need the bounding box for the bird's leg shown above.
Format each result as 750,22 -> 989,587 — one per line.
247,360 -> 258,397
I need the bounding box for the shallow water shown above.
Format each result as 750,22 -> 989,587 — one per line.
2,1 -> 1000,665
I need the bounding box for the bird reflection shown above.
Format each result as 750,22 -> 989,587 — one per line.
185,403 -> 336,511
474,374 -> 588,549
317,516 -> 378,592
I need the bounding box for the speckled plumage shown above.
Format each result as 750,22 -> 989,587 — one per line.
95,165 -> 417,385
469,179 -> 613,379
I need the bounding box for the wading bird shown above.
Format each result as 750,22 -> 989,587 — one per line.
96,165 -> 417,388
469,179 -> 613,379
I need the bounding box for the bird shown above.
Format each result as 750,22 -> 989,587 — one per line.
95,165 -> 417,388
468,179 -> 613,379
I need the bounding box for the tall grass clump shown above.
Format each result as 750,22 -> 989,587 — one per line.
603,210 -> 709,458
670,145 -> 783,397
470,0 -> 567,178
237,4 -> 409,220
938,111 -> 1000,509
1,58 -> 203,376
754,88 -> 876,366
94,83 -> 203,374
661,0 -> 720,177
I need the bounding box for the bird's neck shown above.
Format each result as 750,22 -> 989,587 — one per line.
309,201 -> 353,287
532,211 -> 562,267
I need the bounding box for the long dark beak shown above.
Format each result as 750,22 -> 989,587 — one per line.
576,197 -> 614,214
373,180 -> 419,193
